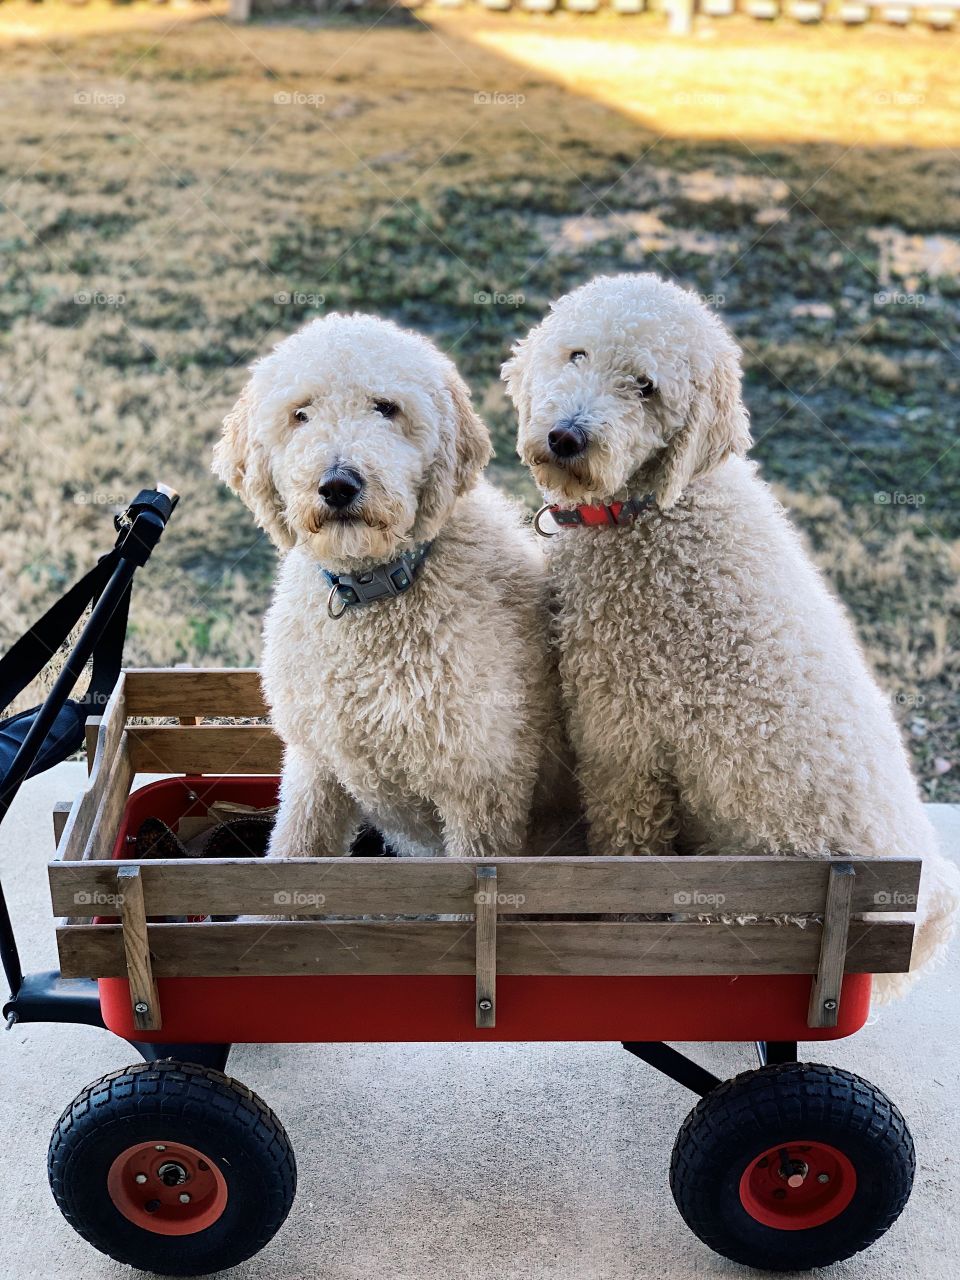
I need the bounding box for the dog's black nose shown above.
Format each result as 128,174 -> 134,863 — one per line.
547,422 -> 587,459
318,468 -> 364,509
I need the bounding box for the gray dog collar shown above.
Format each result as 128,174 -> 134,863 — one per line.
323,542 -> 432,619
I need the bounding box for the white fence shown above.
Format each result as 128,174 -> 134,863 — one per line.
230,0 -> 959,28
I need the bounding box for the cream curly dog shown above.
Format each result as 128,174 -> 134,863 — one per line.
503,272 -> 958,998
214,313 -> 573,861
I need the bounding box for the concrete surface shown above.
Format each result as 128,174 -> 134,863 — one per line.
1,764 -> 958,1280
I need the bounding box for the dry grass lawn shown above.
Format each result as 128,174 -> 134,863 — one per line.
0,3 -> 957,796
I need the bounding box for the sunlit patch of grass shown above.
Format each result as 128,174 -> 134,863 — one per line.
446,11 -> 960,147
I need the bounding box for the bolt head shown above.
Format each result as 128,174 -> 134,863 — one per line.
478,999 -> 493,1011
818,1172 -> 831,1184
134,1001 -> 149,1015
155,1145 -> 166,1152
179,1193 -> 191,1204
134,1173 -> 147,1185
823,999 -> 837,1010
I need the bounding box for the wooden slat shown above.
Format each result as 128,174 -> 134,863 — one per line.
117,866 -> 161,1031
58,672 -> 131,864
50,855 -> 923,920
76,671 -> 127,779
80,738 -> 135,861
126,725 -> 281,775
124,668 -> 268,719
475,866 -> 497,1028
55,918 -> 914,980
56,735 -> 133,927
807,863 -> 856,1028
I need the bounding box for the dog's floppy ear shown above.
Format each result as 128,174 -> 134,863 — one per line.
212,381 -> 295,550
654,341 -> 751,510
418,365 -> 492,530
446,366 -> 492,496
501,337 -> 532,429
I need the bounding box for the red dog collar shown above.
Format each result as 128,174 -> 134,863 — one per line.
534,493 -> 656,537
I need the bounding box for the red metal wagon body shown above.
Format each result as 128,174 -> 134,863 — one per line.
98,775 -> 874,1046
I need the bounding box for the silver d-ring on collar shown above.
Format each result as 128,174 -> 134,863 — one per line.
533,504 -> 560,538
327,583 -> 349,620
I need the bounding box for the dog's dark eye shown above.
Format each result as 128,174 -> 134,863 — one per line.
373,399 -> 400,419
635,377 -> 655,399
293,407 -> 310,424
569,350 -> 587,363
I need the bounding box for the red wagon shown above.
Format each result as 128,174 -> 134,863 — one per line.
6,666 -> 915,1274
0,496 -> 920,1276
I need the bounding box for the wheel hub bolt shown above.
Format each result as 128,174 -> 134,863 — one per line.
134,1173 -> 147,1185
179,1193 -> 192,1204
818,1172 -> 831,1184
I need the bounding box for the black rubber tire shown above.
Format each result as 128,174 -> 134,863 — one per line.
48,1060 -> 296,1276
669,1062 -> 914,1271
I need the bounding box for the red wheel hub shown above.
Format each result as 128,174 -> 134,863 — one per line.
107,1140 -> 228,1235
739,1140 -> 857,1230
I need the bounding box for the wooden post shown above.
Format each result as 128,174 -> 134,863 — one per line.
52,801 -> 73,847
807,864 -> 856,1029
118,866 -> 161,1032
475,867 -> 497,1029
669,0 -> 696,33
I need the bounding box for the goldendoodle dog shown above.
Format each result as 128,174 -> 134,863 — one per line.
503,272 -> 958,999
214,313 -> 574,861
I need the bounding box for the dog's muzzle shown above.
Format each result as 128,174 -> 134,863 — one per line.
318,466 -> 364,510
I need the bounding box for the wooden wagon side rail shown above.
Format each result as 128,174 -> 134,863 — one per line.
123,668 -> 268,719
50,854 -> 922,919
53,669 -> 274,868
50,855 -> 921,1034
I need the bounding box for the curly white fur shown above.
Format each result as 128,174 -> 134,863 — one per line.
214,313 -> 578,862
504,272 -> 959,1002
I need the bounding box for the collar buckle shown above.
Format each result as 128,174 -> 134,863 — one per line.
323,542 -> 432,619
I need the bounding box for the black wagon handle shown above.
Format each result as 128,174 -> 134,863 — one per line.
0,484 -> 179,1004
